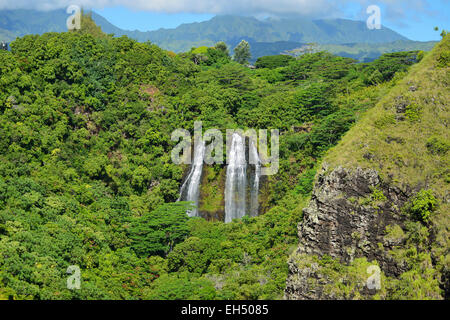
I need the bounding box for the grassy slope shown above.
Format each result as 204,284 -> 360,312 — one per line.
320,34 -> 449,298
325,34 -> 449,204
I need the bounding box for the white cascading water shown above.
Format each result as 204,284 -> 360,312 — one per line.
178,140 -> 205,217
224,133 -> 247,223
249,140 -> 261,217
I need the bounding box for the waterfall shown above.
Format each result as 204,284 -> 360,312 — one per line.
224,133 -> 247,223
177,132 -> 262,222
178,140 -> 205,217
249,140 -> 261,217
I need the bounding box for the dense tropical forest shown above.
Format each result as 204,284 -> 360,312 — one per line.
0,14 -> 445,300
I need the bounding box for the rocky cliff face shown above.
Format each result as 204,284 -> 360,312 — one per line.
285,164 -> 412,300
285,35 -> 449,300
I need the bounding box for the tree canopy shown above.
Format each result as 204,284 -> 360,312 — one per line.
233,40 -> 251,65
0,15 -> 433,300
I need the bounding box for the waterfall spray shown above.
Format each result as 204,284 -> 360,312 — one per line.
249,140 -> 261,217
224,133 -> 247,223
178,140 -> 205,217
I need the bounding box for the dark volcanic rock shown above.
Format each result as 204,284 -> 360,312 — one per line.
285,164 -> 411,300
394,96 -> 410,121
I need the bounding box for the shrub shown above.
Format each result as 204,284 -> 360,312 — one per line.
405,189 -> 438,224
294,168 -> 317,197
370,186 -> 387,204
362,51 -> 420,83
255,55 -> 294,69
366,69 -> 383,85
437,51 -> 450,67
417,50 -> 425,62
405,103 -> 422,122
374,113 -> 396,129
129,202 -> 191,257
426,136 -> 450,155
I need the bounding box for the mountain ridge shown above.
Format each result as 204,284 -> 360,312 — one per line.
1,9 -> 417,54
97,14 -> 410,51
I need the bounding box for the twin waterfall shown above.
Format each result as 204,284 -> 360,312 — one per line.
178,133 -> 261,222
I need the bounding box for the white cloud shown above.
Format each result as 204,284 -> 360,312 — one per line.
0,0 -> 432,21
0,0 -> 332,15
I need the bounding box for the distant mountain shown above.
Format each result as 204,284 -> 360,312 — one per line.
0,9 -> 68,40
96,15 -> 410,53
0,9 -> 436,61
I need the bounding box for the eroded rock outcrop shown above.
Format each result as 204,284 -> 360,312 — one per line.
285,164 -> 411,300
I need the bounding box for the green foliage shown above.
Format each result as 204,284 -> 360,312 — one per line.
292,254 -> 388,299
76,11 -> 109,39
255,55 -> 294,69
404,103 -> 422,122
0,18 -> 430,300
404,190 -> 438,224
366,69 -> 384,85
294,168 -> 317,197
253,67 -> 284,83
384,224 -> 406,243
233,40 -> 251,65
300,110 -> 356,157
214,41 -> 229,56
387,237 -> 443,300
205,47 -> 231,66
361,51 -> 421,84
283,51 -> 355,82
374,113 -> 396,129
388,259 -> 442,300
191,46 -> 209,54
371,186 -> 387,202
437,50 -> 450,67
417,50 -> 425,62
426,136 -> 450,155
144,273 -> 217,300
129,202 -> 191,257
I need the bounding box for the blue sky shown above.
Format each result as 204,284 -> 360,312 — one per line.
1,0 -> 448,41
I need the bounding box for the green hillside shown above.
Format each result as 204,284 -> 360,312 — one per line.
0,15 -> 446,300
325,36 -> 450,295
0,9 -> 68,42
325,35 -> 449,197
285,34 -> 449,300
